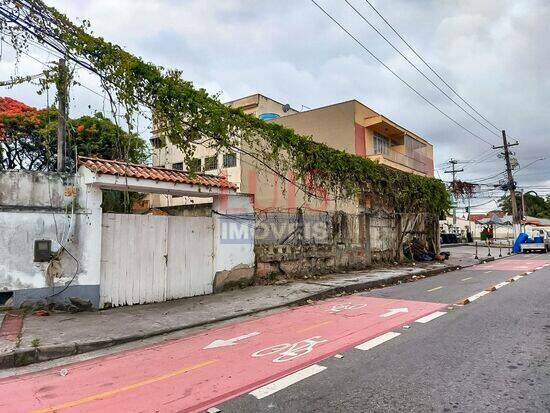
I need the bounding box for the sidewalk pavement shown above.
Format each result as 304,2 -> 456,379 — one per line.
0,246 -> 496,368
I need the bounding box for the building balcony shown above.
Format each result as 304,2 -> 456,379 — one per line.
366,150 -> 432,176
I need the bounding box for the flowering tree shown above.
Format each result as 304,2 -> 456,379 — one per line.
0,97 -> 148,171
0,97 -> 52,170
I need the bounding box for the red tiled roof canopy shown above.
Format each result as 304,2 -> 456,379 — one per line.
79,157 -> 237,190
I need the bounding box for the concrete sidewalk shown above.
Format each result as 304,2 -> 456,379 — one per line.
0,246 -> 494,368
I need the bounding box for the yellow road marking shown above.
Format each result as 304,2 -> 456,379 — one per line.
427,286 -> 443,292
32,359 -> 218,413
297,320 -> 332,333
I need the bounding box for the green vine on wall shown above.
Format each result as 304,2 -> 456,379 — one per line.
0,0 -> 450,215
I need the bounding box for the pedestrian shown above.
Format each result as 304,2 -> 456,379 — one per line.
481,226 -> 488,244
488,225 -> 494,244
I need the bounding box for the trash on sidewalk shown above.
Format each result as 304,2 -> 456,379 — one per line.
33,310 -> 49,317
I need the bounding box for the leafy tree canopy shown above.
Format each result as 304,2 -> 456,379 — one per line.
499,193 -> 550,219
0,96 -> 147,171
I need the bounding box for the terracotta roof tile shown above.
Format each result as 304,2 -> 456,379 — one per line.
78,157 -> 237,190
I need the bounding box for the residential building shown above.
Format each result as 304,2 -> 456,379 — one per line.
149,96 -> 434,211
148,93 -> 297,208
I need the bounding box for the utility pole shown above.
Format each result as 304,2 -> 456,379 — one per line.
444,158 -> 464,227
493,130 -> 520,235
56,58 -> 68,172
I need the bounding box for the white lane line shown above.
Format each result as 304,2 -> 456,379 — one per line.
525,271 -> 533,275
415,311 -> 447,324
535,267 -> 543,270
206,408 -> 221,413
494,281 -> 509,289
484,271 -> 492,274
512,275 -> 523,281
249,364 -> 327,399
355,332 -> 401,351
427,286 -> 443,292
544,264 -> 549,267
467,290 -> 490,302
461,277 -> 473,281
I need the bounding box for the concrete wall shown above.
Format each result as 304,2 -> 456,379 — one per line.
0,170 -> 71,208
0,171 -> 101,307
212,194 -> 256,291
254,210 -> 371,279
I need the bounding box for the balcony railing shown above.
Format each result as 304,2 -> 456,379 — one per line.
366,149 -> 431,175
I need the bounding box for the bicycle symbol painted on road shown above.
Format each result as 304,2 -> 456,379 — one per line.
327,303 -> 367,313
251,336 -> 328,363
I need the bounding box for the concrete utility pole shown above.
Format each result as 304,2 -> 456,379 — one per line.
444,158 -> 464,226
493,130 -> 520,235
56,58 -> 69,173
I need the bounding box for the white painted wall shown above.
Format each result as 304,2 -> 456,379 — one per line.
212,194 -> 255,273
0,171 -> 100,292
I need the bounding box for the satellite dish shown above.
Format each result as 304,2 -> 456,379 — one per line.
282,104 -> 291,113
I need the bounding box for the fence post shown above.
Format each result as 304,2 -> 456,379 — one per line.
475,241 -> 478,259
499,245 -> 502,258
508,241 -> 511,255
487,243 -> 491,257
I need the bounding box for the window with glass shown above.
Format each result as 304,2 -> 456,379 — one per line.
172,162 -> 183,170
223,152 -> 237,168
374,133 -> 390,155
203,156 -> 218,171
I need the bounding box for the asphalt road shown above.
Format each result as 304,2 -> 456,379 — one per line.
2,254 -> 548,412
220,254 -> 550,412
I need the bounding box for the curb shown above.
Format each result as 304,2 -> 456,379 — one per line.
0,255 -> 511,369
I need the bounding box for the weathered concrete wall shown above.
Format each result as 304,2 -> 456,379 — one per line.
0,171 -> 101,307
0,170 -> 72,209
254,208 -> 438,279
369,212 -> 399,262
212,194 -> 256,291
254,210 -> 371,278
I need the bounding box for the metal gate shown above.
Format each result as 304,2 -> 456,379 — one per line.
100,213 -> 214,307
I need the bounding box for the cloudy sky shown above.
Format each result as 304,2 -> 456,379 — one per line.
1,0 -> 549,211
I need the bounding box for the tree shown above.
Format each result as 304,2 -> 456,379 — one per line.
0,97 -> 149,211
499,193 -> 550,219
0,97 -> 148,170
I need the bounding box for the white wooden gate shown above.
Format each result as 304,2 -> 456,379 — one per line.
100,214 -> 214,307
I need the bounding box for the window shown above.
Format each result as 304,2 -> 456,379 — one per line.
223,152 -> 237,168
150,137 -> 163,149
203,156 -> 218,171
374,133 -> 390,155
188,158 -> 201,171
172,162 -> 183,170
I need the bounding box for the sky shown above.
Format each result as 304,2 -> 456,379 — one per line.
0,0 -> 549,212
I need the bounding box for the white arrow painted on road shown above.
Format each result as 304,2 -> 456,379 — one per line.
379,308 -> 408,318
203,332 -> 260,349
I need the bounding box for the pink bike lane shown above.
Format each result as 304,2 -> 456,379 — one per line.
1,295 -> 446,413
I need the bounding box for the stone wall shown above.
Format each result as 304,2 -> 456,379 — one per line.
254,209 -> 437,279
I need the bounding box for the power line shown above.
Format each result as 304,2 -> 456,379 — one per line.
343,0 -> 500,140
361,0 -> 502,134
309,0 -> 495,147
